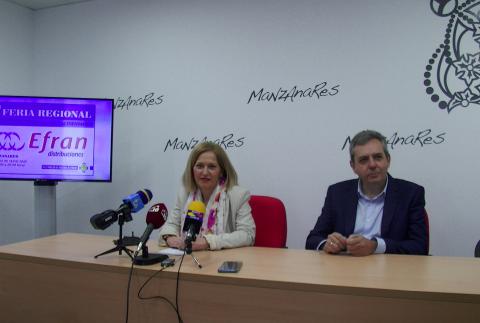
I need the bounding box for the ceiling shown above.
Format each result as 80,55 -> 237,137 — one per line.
6,0 -> 93,10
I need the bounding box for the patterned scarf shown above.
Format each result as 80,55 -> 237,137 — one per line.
181,178 -> 227,236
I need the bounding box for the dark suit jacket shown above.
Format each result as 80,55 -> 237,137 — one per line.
305,175 -> 428,255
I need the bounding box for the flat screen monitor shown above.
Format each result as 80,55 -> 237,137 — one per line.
0,95 -> 113,182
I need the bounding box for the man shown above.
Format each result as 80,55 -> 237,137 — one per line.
305,130 -> 428,256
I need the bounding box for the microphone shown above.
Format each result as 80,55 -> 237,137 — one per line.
182,201 -> 206,254
136,203 -> 168,253
90,210 -> 118,230
89,189 -> 153,230
117,189 -> 153,215
133,203 -> 169,266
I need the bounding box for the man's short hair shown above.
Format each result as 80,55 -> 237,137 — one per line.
349,130 -> 390,162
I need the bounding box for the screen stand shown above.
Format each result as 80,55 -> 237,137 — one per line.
33,180 -> 58,238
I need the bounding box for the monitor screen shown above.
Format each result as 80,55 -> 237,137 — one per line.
0,95 -> 113,182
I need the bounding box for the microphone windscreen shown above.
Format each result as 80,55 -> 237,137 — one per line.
187,201 -> 206,217
146,203 -> 168,229
90,210 -> 118,230
138,189 -> 153,203
123,189 -> 153,213
182,201 -> 206,233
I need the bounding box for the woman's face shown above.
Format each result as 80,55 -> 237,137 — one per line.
193,151 -> 222,196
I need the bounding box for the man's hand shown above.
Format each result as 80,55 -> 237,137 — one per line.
323,232 -> 347,254
346,235 -> 377,256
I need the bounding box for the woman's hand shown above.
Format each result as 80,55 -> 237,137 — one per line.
192,237 -> 209,251
166,236 -> 185,249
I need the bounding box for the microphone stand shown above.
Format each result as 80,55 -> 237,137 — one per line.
133,245 -> 168,266
94,211 -> 136,260
185,234 -> 202,269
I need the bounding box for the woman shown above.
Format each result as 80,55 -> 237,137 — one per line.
159,142 -> 255,250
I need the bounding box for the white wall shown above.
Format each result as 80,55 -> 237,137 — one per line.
2,0 -> 479,257
0,1 -> 34,245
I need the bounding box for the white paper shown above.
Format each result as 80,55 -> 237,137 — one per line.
158,248 -> 186,256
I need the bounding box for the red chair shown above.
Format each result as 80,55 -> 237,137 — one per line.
249,195 -> 287,248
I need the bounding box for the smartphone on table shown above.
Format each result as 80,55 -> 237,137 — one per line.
217,261 -> 243,273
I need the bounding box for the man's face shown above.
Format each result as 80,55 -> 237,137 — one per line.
350,139 -> 390,188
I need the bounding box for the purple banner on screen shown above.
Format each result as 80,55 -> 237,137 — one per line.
0,102 -> 95,128
0,96 -> 113,182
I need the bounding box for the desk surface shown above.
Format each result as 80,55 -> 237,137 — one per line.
1,232 -> 479,302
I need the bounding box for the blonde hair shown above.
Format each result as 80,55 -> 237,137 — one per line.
182,142 -> 238,192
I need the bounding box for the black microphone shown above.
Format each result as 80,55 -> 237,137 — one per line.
89,189 -> 153,230
133,203 -> 169,266
182,201 -> 206,254
90,210 -> 118,230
